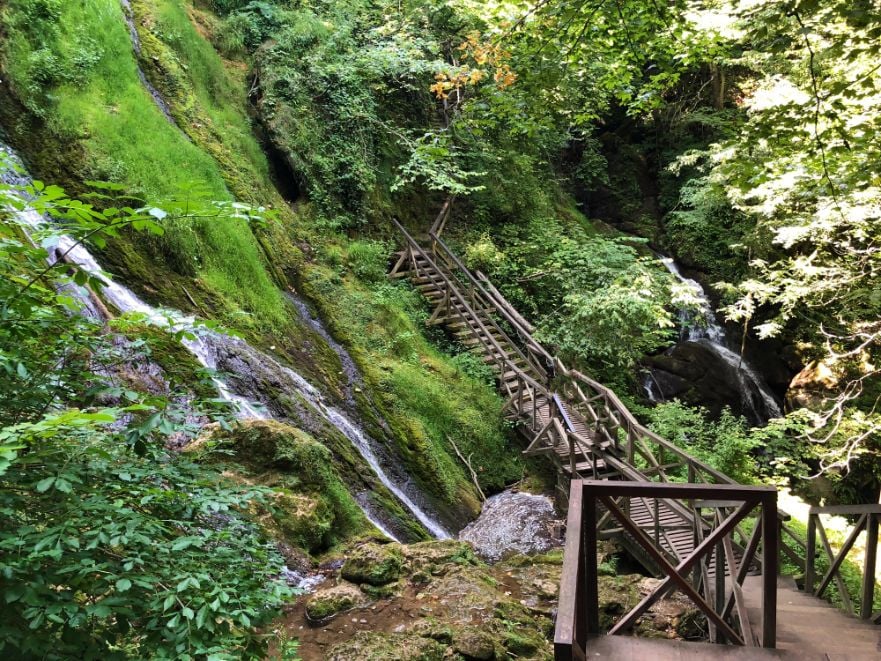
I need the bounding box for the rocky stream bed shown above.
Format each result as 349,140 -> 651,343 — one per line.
271,499 -> 704,660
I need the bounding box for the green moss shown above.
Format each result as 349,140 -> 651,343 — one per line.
342,542 -> 404,586
300,261 -> 522,525
501,629 -> 545,656
304,583 -> 365,622
217,420 -> 369,551
0,0 -> 303,341
327,631 -> 447,661
271,489 -> 334,553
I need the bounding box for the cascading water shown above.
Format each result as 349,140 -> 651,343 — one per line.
655,256 -> 782,421
0,143 -> 451,541
119,0 -> 178,126
285,292 -> 450,538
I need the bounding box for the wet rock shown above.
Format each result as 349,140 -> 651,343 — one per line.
326,631 -> 446,660
304,582 -> 367,623
276,541 -> 311,573
647,339 -> 781,425
342,542 -> 404,586
459,491 -> 562,562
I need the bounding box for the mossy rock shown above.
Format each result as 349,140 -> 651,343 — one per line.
221,420 -> 325,474
342,542 -> 404,586
272,489 -> 334,553
304,582 -> 367,623
326,631 -> 446,660
360,580 -> 402,600
453,628 -> 500,660
212,421 -> 368,551
403,539 -> 479,575
501,628 -> 546,656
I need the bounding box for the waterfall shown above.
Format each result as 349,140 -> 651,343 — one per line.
119,0 -> 179,127
286,292 -> 450,539
0,144 -> 452,541
658,256 -> 782,420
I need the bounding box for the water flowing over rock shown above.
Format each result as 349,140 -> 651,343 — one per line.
458,491 -> 562,562
119,0 -> 179,126
0,142 -> 450,542
648,256 -> 783,424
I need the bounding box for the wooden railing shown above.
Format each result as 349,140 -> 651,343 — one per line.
391,219 -> 543,389
428,231 -> 554,381
555,481 -> 779,659
805,504 -> 881,621
554,360 -> 736,486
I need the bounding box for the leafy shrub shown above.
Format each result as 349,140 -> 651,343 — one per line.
646,401 -> 759,483
533,236 -> 675,374
346,240 -> 388,283
0,427 -> 291,660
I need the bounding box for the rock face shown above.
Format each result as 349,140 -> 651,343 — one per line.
646,339 -> 781,424
458,491 -> 562,562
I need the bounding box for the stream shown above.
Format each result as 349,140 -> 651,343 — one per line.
649,256 -> 782,423
0,142 -> 451,542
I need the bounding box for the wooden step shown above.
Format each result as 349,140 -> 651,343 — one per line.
562,459 -> 608,475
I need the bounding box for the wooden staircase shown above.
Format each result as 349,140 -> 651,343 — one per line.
743,575 -> 881,658
389,204 -> 881,659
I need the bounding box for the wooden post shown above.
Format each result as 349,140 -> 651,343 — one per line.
805,513 -> 817,594
761,497 -> 778,648
584,486 -> 600,636
715,536 -> 725,633
861,513 -> 878,619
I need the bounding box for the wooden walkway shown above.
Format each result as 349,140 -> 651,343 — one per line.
390,205 -> 881,659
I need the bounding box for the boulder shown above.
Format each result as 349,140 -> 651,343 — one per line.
342,542 -> 404,586
304,582 -> 367,622
458,491 -> 562,562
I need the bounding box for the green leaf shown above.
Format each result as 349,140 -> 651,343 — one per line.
115,578 -> 132,593
35,477 -> 56,493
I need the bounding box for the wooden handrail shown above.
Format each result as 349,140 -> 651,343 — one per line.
429,232 -> 554,371
393,219 -> 547,397
805,507 -> 880,620
556,480 -> 778,657
429,196 -> 454,237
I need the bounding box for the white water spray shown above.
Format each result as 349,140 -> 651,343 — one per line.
659,256 -> 782,420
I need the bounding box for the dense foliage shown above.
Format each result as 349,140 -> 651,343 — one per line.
0,167 -> 290,659
2,0 -> 881,654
